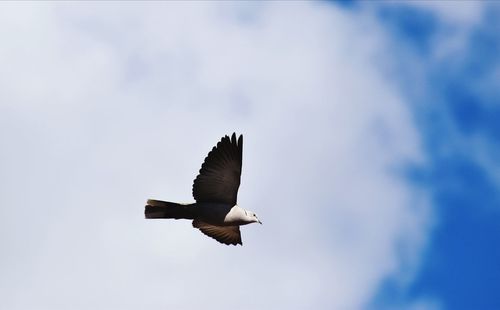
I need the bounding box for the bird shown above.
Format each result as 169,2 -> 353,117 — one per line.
145,133 -> 261,246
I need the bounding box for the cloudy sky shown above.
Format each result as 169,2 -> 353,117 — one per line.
0,1 -> 498,309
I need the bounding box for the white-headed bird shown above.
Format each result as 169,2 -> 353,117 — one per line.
145,133 -> 261,245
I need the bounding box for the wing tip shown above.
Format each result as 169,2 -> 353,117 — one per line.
225,239 -> 243,246
230,132 -> 243,144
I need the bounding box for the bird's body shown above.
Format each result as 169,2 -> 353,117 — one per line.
195,203 -> 249,226
146,200 -> 254,226
145,133 -> 261,245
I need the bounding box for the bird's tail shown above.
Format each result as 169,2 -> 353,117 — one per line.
145,199 -> 196,219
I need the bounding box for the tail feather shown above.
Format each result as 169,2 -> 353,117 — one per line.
145,199 -> 196,219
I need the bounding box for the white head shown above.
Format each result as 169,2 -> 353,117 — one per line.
244,209 -> 262,225
228,205 -> 262,225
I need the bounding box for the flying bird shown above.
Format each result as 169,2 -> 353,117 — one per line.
145,133 -> 261,245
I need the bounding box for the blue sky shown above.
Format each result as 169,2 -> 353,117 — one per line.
0,2 -> 498,310
347,2 -> 500,309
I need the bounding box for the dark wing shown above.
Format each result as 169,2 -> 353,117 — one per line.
193,219 -> 242,245
192,133 -> 243,205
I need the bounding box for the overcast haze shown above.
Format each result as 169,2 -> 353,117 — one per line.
1,2 -> 499,310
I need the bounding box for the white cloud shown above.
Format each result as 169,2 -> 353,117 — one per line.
0,3 -> 431,309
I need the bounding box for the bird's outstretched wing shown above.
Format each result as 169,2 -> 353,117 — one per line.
192,133 -> 242,205
192,219 -> 242,245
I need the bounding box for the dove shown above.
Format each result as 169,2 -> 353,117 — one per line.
145,133 -> 261,245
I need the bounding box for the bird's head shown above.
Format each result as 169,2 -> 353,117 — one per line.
245,210 -> 262,225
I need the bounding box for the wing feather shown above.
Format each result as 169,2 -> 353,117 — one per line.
192,133 -> 243,205
192,220 -> 242,245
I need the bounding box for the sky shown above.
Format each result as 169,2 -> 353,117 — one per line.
0,2 -> 498,310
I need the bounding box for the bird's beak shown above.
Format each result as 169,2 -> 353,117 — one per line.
258,220 -> 262,225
